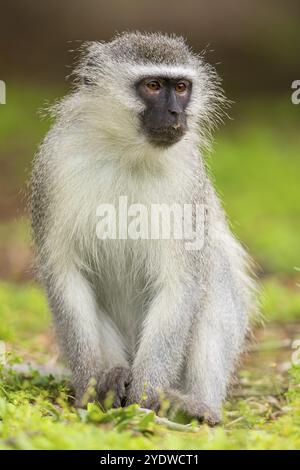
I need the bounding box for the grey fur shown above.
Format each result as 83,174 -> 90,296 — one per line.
30,32 -> 257,424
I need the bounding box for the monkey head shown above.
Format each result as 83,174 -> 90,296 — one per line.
73,32 -> 224,153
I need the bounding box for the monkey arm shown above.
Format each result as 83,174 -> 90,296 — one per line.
127,265 -> 197,410
45,266 -> 128,405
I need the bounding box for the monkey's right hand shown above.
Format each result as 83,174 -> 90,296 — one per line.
96,366 -> 132,409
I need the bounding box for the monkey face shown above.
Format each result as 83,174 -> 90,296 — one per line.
135,76 -> 192,148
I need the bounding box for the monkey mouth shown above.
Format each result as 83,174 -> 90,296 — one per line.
146,125 -> 186,148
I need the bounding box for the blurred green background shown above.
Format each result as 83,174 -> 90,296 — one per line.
0,0 -> 300,451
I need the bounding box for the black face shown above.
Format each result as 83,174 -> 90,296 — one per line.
135,76 -> 192,148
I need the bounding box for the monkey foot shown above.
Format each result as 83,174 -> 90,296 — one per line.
182,400 -> 221,426
185,402 -> 221,426
167,391 -> 221,426
97,366 -> 132,408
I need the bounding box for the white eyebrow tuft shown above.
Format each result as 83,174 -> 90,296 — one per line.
128,64 -> 198,82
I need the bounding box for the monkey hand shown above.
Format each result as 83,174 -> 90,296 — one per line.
96,366 -> 132,409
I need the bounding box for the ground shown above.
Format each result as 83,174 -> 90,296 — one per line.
0,86 -> 299,449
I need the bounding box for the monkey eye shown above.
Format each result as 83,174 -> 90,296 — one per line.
175,81 -> 188,93
146,80 -> 162,91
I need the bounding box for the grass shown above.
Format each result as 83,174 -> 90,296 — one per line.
0,279 -> 300,449
0,282 -> 49,351
262,277 -> 300,323
0,350 -> 300,450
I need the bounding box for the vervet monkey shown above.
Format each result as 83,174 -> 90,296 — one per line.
30,32 -> 257,424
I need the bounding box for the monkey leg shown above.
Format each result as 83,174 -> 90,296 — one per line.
46,267 -> 129,406
182,247 -> 250,424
